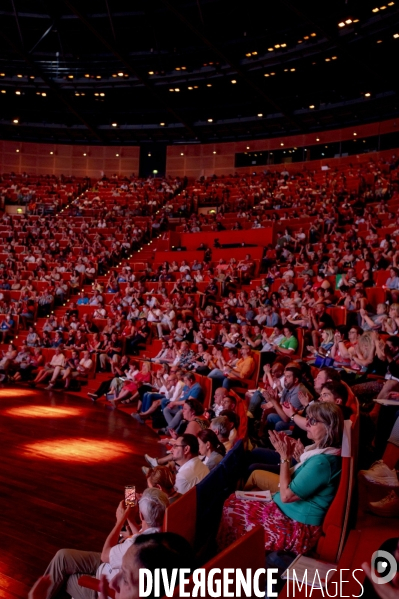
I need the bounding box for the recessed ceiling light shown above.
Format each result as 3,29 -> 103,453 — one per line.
246,146 -> 250,149
298,40 -> 303,43
380,5 -> 387,9
181,66 -> 186,70
303,36 -> 309,40
290,68 -> 296,71
274,44 -> 280,49
13,118 -> 19,123
83,153 -> 86,156
116,153 -> 119,157
15,90 -> 21,95
180,152 -> 184,156
252,51 -> 257,55
112,123 -> 117,127
41,92 -> 47,96
365,92 -> 371,97
188,86 -> 193,90
393,33 -> 399,38
388,1 -> 395,4
280,143 -> 284,146
17,74 -> 23,78
268,48 -> 274,52
50,151 -> 53,155
175,67 -> 181,71
84,74 -> 90,78
67,75 -> 74,79
148,71 -> 154,75
345,19 -> 352,24
372,7 -> 379,11
206,84 -> 212,87
16,149 -> 19,152
257,113 -> 263,117
310,33 -> 316,37
245,53 -> 251,57
96,75 -> 101,79
231,80 -> 237,84
281,43 -> 287,47
0,73 -> 5,76
1,90 -> 5,94
264,73 -> 270,77
325,58 -> 331,62
118,72 -> 124,77
353,132 -> 357,136
175,88 -> 180,92
208,118 -> 213,122
213,151 -> 216,154
309,105 -> 315,109
270,72 -> 275,75
316,138 -> 320,141
100,93 -> 105,97
353,19 -> 360,22
160,122 -> 165,126
332,56 -> 337,60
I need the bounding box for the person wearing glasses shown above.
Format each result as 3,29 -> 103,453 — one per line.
217,402 -> 343,555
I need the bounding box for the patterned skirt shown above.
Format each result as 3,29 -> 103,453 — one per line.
217,494 -> 322,555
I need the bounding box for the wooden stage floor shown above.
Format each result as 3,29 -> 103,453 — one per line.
0,387 -> 162,599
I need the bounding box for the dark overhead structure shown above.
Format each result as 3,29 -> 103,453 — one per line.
0,0 -> 398,145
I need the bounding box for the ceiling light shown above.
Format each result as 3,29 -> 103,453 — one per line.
353,132 -> 357,136
67,75 -> 74,79
175,67 -> 181,71
303,36 -> 309,40
175,88 -> 180,92
116,153 -> 119,157
208,118 -> 213,122
264,73 -> 270,77
188,86 -> 193,90
257,113 -> 263,117
332,56 -> 337,60
298,40 -> 303,43
50,151 -> 53,155
94,93 -> 99,96
160,122 -> 165,126
245,53 -> 251,57
310,33 -> 316,37
148,71 -> 154,75
83,153 -> 86,156
246,146 -> 250,149
148,153 -> 151,157
372,7 -> 379,11
0,73 -> 5,76
274,44 -> 280,49
15,90 -> 21,95
111,123 -> 117,127
96,75 -> 101,79
231,80 -> 237,84
252,51 -> 258,55
169,88 -> 174,92
41,92 -> 47,96
1,90 -> 5,94
213,151 -> 217,154
13,118 -> 19,123
100,93 -> 105,97
280,143 -> 284,146
353,19 -> 360,22
345,19 -> 352,24
118,72 -> 124,77
206,84 -> 212,87
84,74 -> 90,78
394,33 -> 399,38
112,74 -> 117,77
180,152 -> 184,156
17,74 -> 23,78
325,58 -> 331,61
290,68 -> 296,71
281,43 -> 287,47
365,92 -> 371,97
316,138 -> 320,141
309,105 -> 315,109
181,66 -> 186,70
377,39 -> 383,42
380,5 -> 387,9
16,149 -> 19,152
268,48 -> 274,51
388,1 -> 395,4
75,92 -> 80,96
270,72 -> 275,75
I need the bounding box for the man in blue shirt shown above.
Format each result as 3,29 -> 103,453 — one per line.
160,372 -> 204,434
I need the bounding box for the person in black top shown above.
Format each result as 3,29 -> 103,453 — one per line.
127,317 -> 150,355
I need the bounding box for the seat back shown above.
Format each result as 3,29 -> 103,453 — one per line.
315,401 -> 359,563
163,486 -> 196,546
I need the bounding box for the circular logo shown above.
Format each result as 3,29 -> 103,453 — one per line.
370,550 -> 398,585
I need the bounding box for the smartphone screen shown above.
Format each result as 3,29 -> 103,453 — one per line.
125,485 -> 136,507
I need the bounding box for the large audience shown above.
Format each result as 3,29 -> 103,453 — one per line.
4,162 -> 399,599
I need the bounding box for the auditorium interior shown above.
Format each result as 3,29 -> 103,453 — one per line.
1,1 -> 399,598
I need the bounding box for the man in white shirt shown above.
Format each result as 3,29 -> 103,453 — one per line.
37,488 -> 169,599
172,433 -> 209,494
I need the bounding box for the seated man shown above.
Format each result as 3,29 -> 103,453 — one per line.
34,488 -> 169,599
171,433 -> 209,494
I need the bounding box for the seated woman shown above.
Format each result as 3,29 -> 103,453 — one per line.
112,361 -> 152,406
307,327 -> 335,358
197,428 -> 226,471
217,402 -> 343,555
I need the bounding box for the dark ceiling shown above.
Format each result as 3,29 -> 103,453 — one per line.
0,0 -> 399,145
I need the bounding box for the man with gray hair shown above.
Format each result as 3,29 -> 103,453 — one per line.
35,488 -> 169,599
